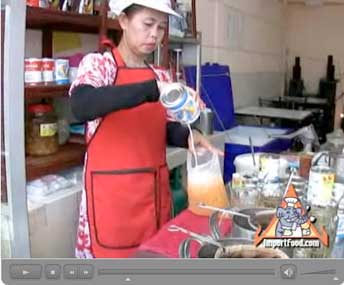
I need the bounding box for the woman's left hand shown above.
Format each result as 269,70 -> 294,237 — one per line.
188,129 -> 224,156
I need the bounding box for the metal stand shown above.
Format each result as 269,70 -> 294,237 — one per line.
2,1 -> 31,257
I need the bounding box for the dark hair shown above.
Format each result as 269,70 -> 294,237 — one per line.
122,4 -> 145,18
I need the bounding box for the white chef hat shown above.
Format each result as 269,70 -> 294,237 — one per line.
109,0 -> 181,18
285,197 -> 298,207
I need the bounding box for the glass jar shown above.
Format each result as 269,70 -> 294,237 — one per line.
26,104 -> 59,156
231,180 -> 260,209
258,183 -> 284,209
57,118 -> 70,145
294,200 -> 339,258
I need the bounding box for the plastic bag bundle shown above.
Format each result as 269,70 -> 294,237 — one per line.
187,148 -> 229,216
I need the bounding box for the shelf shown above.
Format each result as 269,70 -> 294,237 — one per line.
168,35 -> 201,45
26,6 -> 101,33
26,142 -> 86,181
25,83 -> 71,100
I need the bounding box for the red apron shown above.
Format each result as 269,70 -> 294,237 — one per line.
84,47 -> 171,258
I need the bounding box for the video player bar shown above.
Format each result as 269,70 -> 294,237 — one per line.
2,259 -> 343,285
98,268 -> 275,275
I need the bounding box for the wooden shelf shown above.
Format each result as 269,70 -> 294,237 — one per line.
26,6 -> 101,33
25,83 -> 70,100
168,35 -> 201,45
26,142 -> 86,181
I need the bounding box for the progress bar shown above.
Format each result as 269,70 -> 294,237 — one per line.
98,269 -> 275,276
302,269 -> 336,275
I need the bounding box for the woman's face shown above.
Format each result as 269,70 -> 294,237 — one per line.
120,7 -> 168,56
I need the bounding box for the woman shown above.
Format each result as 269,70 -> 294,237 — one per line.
69,0 -> 220,258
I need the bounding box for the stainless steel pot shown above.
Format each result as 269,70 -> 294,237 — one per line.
231,208 -> 273,240
210,208 -> 274,240
194,108 -> 214,135
179,237 -> 288,258
234,208 -> 294,257
179,237 -> 253,258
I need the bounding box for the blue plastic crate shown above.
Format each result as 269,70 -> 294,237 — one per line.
184,63 -> 293,183
184,63 -> 236,130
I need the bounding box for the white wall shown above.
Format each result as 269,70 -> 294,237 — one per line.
196,0 -> 287,107
286,4 -> 344,127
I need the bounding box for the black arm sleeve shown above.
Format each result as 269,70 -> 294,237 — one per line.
166,122 -> 190,148
70,80 -> 160,122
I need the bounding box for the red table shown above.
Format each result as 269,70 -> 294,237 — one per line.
137,209 -> 232,258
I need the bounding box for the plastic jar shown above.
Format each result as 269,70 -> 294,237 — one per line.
231,179 -> 260,209
258,183 -> 284,209
26,104 -> 59,156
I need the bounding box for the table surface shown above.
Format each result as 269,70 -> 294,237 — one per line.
269,95 -> 328,105
235,106 -> 313,121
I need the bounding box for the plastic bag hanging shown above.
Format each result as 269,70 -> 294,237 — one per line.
187,148 -> 229,216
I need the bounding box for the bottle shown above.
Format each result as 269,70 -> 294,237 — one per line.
332,198 -> 344,258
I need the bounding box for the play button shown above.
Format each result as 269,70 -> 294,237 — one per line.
10,265 -> 42,279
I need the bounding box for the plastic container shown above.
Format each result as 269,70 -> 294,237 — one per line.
231,181 -> 260,209
187,148 -> 229,216
160,82 -> 200,124
184,63 -> 293,182
25,58 -> 43,83
258,183 -> 284,209
224,126 -> 292,182
42,58 -> 55,82
332,196 -> 344,258
26,104 -> 59,156
54,59 -> 69,84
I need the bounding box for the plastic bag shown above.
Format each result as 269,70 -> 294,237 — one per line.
26,174 -> 73,202
187,148 -> 229,216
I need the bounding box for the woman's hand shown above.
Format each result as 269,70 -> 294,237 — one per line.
188,129 -> 224,156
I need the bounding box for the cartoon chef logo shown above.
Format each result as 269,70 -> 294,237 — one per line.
275,197 -> 311,237
254,184 -> 329,248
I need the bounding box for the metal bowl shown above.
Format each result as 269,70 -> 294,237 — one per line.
179,237 -> 253,258
210,208 -> 274,240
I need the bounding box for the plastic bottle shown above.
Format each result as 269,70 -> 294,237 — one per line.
332,197 -> 344,258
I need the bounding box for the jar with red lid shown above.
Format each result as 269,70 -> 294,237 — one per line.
26,104 -> 59,156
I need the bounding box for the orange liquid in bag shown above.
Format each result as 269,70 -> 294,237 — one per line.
187,176 -> 230,216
